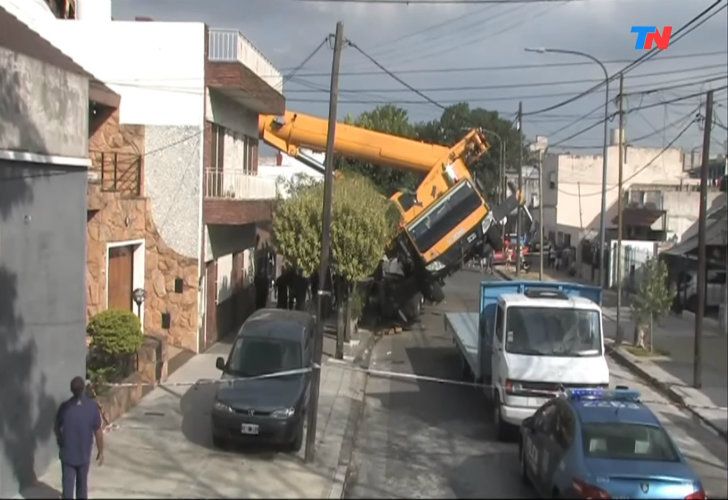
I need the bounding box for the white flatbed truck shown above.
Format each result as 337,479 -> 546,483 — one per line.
445,280 -> 610,440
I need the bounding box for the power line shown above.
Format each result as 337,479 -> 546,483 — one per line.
522,0 -> 727,116
345,40 -> 446,109
278,50 -> 726,77
558,118 -> 697,197
285,65 -> 727,93
549,86 -> 727,146
289,0 -> 585,3
553,105 -> 700,149
286,78 -> 727,105
283,37 -> 329,84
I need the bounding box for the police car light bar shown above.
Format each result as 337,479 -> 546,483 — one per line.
565,388 -> 641,402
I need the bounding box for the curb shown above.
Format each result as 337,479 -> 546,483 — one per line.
606,343 -> 728,441
327,329 -> 378,499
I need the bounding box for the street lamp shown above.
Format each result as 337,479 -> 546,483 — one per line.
525,47 -> 610,291
132,287 -> 146,318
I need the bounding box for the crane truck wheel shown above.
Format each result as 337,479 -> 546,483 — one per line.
423,282 -> 444,303
486,225 -> 503,252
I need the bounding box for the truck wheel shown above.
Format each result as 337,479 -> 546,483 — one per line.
486,225 -> 503,251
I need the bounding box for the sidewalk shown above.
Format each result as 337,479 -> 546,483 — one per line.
20,330 -> 375,499
495,265 -> 728,440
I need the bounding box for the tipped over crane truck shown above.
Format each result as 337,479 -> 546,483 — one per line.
259,111 -> 525,323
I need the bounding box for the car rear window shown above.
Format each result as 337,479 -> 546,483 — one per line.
582,423 -> 679,461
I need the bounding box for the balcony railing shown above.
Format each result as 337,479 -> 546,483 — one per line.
89,151 -> 142,196
208,29 -> 283,92
205,169 -> 278,200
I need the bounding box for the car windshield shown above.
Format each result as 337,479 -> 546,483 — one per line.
227,337 -> 302,377
505,306 -> 601,356
582,423 -> 679,462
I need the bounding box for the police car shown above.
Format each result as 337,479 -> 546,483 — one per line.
518,388 -> 706,499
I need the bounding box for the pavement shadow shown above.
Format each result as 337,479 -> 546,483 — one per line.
366,346 -> 492,439
18,480 -> 61,499
449,453 -> 536,499
659,411 -> 728,498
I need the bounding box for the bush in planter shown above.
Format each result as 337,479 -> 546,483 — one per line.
87,309 -> 143,383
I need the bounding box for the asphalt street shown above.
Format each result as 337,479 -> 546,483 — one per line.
345,270 -> 728,499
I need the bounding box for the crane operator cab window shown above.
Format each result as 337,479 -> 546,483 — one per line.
407,181 -> 483,253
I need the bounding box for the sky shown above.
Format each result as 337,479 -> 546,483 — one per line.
112,0 -> 727,157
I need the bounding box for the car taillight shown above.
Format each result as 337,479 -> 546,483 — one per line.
572,478 -> 610,499
685,489 -> 706,500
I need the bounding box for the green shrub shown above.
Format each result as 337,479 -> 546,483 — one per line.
87,309 -> 143,356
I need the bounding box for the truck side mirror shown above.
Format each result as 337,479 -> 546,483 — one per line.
216,357 -> 226,371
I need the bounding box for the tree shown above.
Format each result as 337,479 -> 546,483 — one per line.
414,103 -> 526,200
272,172 -> 399,331
630,257 -> 676,351
337,104 -> 423,197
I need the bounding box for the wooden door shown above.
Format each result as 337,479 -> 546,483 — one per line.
108,245 -> 134,311
205,260 -> 218,350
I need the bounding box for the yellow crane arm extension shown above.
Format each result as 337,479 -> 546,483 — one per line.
259,111 -> 453,175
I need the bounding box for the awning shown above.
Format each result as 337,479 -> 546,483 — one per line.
612,207 -> 665,227
664,218 -> 728,256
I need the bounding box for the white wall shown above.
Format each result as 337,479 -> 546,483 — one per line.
50,21 -> 206,127
547,144 -> 685,246
663,190 -> 724,243
216,253 -> 233,302
205,89 -> 258,137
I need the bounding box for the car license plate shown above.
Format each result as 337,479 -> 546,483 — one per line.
241,423 -> 259,435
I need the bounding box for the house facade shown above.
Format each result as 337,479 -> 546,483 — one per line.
0,4 -> 97,496
5,0 -> 284,357
542,129 -> 688,277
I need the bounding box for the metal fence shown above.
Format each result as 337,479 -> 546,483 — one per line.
204,169 -> 278,200
89,151 -> 142,196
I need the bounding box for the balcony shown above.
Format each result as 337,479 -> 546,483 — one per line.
206,29 -> 285,115
203,169 -> 278,225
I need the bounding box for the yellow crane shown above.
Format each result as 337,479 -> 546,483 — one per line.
260,110 -> 524,322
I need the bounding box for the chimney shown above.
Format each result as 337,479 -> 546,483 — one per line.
276,152 -> 283,166
76,0 -> 112,21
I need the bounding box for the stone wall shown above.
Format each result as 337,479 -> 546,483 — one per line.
86,112 -> 200,352
145,214 -> 200,352
86,191 -> 148,319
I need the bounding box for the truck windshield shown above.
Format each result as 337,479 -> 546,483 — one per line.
407,181 -> 483,253
504,307 -> 601,356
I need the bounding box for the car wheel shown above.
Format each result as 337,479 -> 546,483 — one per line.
212,434 -> 226,449
289,417 -> 304,452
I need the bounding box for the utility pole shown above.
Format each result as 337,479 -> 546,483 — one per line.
538,148 -> 544,280
306,21 -> 343,463
516,101 -> 523,276
694,89 -> 713,389
616,73 -> 625,345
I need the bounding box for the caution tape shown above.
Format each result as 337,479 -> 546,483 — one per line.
91,359 -> 727,413
92,364 -> 321,389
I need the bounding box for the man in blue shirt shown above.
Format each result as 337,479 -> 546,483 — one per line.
54,376 -> 104,499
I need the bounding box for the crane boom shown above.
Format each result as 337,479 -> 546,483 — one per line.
260,111 -> 476,175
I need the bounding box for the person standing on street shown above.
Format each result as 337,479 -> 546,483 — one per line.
55,376 -> 104,499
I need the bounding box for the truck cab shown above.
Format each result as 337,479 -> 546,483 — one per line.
483,283 -> 610,439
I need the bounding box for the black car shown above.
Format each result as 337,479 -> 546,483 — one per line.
211,308 -> 314,451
